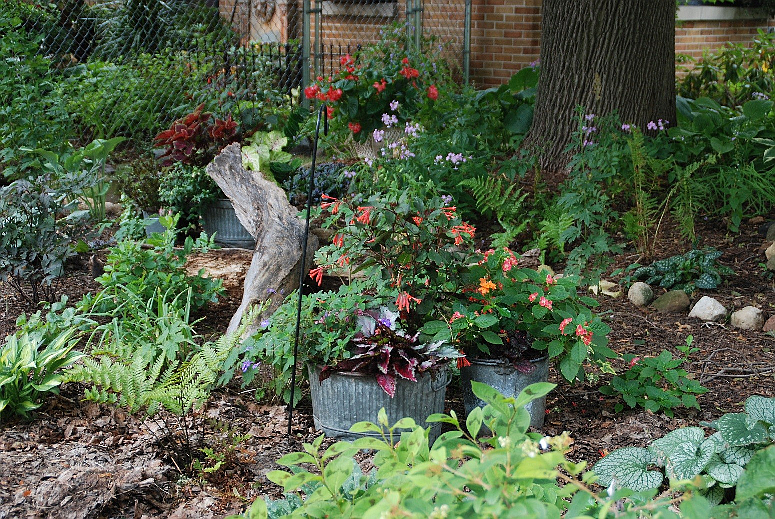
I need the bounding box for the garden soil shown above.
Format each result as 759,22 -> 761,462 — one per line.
1,218 -> 773,518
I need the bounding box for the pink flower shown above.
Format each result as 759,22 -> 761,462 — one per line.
539,297 -> 552,310
559,318 -> 573,334
449,311 -> 464,323
546,274 -> 556,285
427,84 -> 439,100
396,292 -> 421,312
628,357 -> 641,368
528,292 -> 538,302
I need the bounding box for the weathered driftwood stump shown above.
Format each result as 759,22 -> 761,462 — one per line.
206,143 -> 318,334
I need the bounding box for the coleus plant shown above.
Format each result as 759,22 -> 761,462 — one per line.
153,103 -> 237,167
319,308 -> 459,397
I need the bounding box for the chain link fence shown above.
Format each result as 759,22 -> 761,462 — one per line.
8,0 -> 467,143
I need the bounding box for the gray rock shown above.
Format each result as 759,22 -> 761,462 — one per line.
651,290 -> 690,313
768,256 -> 775,271
688,296 -> 727,322
628,282 -> 654,306
763,315 -> 775,333
730,306 -> 765,331
767,222 -> 775,242
765,241 -> 775,261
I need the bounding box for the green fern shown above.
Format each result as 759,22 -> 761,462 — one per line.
67,305 -> 260,416
665,156 -> 715,243
461,175 -> 528,248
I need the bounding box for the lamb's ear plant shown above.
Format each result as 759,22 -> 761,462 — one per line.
593,394 -> 775,505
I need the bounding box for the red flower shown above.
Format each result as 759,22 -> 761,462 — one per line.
326,106 -> 335,119
332,234 -> 344,247
348,122 -> 362,134
396,292 -> 421,312
327,88 -> 343,102
304,85 -> 320,99
400,66 -> 420,79
309,266 -> 324,286
340,54 -> 353,66
457,355 -> 471,369
442,206 -> 457,219
628,357 -> 641,368
320,194 -> 340,214
373,79 -> 387,93
402,57 -> 410,64
355,206 -> 372,224
427,84 -> 438,100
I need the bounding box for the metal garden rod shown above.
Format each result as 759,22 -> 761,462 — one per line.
287,104 -> 328,437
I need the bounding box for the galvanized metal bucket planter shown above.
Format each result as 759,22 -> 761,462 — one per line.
201,199 -> 255,249
142,210 -> 165,237
307,364 -> 450,442
460,355 -> 549,429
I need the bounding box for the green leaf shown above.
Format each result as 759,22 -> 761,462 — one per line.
742,99 -> 773,121
349,421 -> 383,434
276,451 -> 316,466
481,330 -> 502,344
650,428 -> 715,480
513,382 -> 555,410
473,313 -> 498,329
503,104 -> 533,135
710,137 -> 734,154
745,395 -> 775,425
735,445 -> 775,500
593,447 -> 663,492
705,459 -> 744,486
466,406 -> 483,438
715,413 -> 769,446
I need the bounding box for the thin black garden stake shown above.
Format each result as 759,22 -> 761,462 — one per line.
288,104 -> 328,437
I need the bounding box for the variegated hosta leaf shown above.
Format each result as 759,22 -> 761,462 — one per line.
592,447 -> 663,492
745,395 -> 775,425
705,458 -> 744,486
706,431 -> 726,454
715,413 -> 769,447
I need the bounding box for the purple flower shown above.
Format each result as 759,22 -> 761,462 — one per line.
373,129 -> 385,143
585,113 -> 595,122
441,194 -> 453,204
390,100 -> 399,111
647,121 -> 658,131
621,123 -> 632,132
260,319 -> 271,329
241,360 -> 252,373
364,157 -> 373,167
381,113 -> 398,127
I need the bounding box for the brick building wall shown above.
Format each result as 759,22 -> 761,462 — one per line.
218,1 -> 774,88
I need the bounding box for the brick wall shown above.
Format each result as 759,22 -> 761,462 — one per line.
219,2 -> 774,89
468,0 -> 541,88
675,19 -> 773,63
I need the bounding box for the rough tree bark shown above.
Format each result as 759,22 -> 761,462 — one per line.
206,143 -> 318,335
524,0 -> 676,178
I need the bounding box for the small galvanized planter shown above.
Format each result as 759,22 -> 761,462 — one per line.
307,364 -> 450,442
460,355 -> 549,429
142,210 -> 165,237
201,199 -> 255,249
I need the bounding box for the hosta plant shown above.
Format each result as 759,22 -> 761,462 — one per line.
0,330 -> 83,420
593,394 -> 775,504
627,248 -> 734,293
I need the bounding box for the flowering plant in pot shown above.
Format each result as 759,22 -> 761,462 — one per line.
303,24 -> 451,142
239,186 -> 471,403
423,247 -> 616,384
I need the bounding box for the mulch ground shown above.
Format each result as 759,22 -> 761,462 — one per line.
1,217 -> 773,518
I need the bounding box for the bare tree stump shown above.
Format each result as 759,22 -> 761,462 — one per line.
206,143 -> 318,334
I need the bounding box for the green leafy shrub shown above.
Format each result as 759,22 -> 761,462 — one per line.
231,382 -> 733,519
0,176 -> 92,304
0,4 -> 73,180
0,330 -> 83,420
84,213 -> 223,315
677,30 -> 775,108
627,248 -> 734,293
600,336 -> 708,417
594,394 -> 775,504
158,163 -> 222,224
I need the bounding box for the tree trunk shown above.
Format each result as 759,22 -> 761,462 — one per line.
524,0 -> 676,180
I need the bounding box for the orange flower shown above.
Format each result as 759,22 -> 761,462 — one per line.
356,206 -> 372,224
478,277 -> 496,295
332,234 -> 344,247
442,206 -> 457,219
457,355 -> 471,369
309,266 -> 324,286
396,292 -> 421,312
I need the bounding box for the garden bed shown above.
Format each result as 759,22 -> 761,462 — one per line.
0,216 -> 773,518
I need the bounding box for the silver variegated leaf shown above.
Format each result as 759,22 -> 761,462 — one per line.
715,413 -> 769,446
593,447 -> 663,492
745,395 -> 775,425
